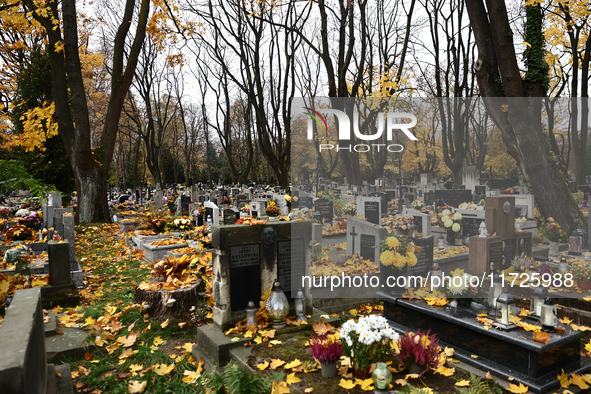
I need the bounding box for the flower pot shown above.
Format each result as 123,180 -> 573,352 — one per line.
549,241 -> 560,257
353,363 -> 372,377
380,264 -> 406,298
446,229 -> 456,246
320,362 -> 337,378
578,280 -> 591,291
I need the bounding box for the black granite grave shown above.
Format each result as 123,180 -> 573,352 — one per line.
380,295 -> 591,394
464,218 -> 485,237
503,237 -> 516,263
223,208 -> 240,225
364,201 -> 380,225
315,199 -> 333,222
489,241 -> 503,273
518,236 -> 532,256
412,215 -> 423,234
229,244 -> 261,311
435,189 -> 472,207
407,236 -> 433,277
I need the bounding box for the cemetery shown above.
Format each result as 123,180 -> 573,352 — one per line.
3,1 -> 591,394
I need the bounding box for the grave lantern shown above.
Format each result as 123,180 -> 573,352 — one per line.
266,280 -> 289,329
314,211 -> 323,224
530,285 -> 548,317
438,234 -> 444,250
559,257 -> 569,274
295,289 -> 307,322
478,221 -> 487,238
569,228 -> 586,256
541,298 -> 558,333
245,300 -> 257,328
48,194 -> 54,206
487,274 -> 503,310
515,219 -> 522,232
494,291 -> 517,330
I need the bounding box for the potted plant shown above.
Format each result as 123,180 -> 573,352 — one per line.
340,315 -> 399,376
572,260 -> 591,291
397,330 -> 440,377
265,205 -> 280,217
541,218 -> 563,257
411,200 -> 424,211
438,209 -> 464,245
446,268 -> 477,306
379,235 -> 418,297
308,333 -> 343,378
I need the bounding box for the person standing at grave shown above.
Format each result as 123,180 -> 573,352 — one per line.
445,177 -> 453,190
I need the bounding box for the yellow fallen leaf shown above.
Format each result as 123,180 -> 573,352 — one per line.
444,347 -> 454,357
507,382 -> 529,393
182,369 -> 201,384
270,359 -> 286,369
572,324 -> 591,332
182,343 -> 194,353
455,380 -> 470,387
128,381 -> 147,393
286,373 -> 301,385
486,371 -> 493,380
357,378 -> 374,391
154,363 -> 174,376
405,374 -> 420,380
257,361 -> 269,370
470,354 -> 478,359
284,359 -> 302,369
339,379 -> 356,389
244,330 -> 254,338
129,364 -> 143,373
178,322 -> 187,329
395,378 -> 408,387
570,374 -> 589,390
104,305 -> 117,315
0,280 -> 9,296
271,381 -> 290,394
435,366 -> 455,376
508,377 -> 515,381
582,374 -> 591,384
559,316 -> 573,325
153,336 -> 164,347
254,336 -> 262,344
95,336 -> 104,347
269,340 -> 282,345
304,388 -> 313,393
231,337 -> 241,342
161,319 -> 169,329
558,369 -> 570,388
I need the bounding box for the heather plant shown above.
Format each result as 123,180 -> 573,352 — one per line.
308,333 -> 343,364
397,330 -> 440,377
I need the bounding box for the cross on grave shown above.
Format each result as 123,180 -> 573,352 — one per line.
349,226 -> 357,255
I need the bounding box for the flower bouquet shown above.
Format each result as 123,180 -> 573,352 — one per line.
308,333 -> 343,378
340,315 -> 399,374
169,217 -> 194,232
0,208 -> 10,218
392,214 -> 413,235
5,225 -> 36,241
541,218 -> 564,242
17,211 -> 42,231
411,200 -> 424,211
266,206 -> 280,217
379,235 -> 417,297
284,195 -> 292,208
397,330 -> 440,377
438,209 -> 464,233
341,202 -> 357,216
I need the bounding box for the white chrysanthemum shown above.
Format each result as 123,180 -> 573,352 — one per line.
452,212 -> 462,221
444,219 -> 452,228
448,276 -> 467,295
452,223 -> 461,232
477,206 -> 484,211
174,219 -> 180,226
16,209 -> 30,217
441,209 -> 451,216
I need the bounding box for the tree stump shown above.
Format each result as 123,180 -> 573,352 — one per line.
134,279 -> 203,319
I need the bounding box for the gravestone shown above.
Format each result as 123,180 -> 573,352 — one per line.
346,217 -> 388,264
236,194 -> 247,207
277,238 -> 306,301
502,237 -> 516,265
464,217 -> 485,237
48,241 -> 71,286
223,208 -> 240,225
474,185 -> 486,196
364,200 -> 380,225
48,191 -> 63,208
204,201 -> 220,226
517,234 -> 532,256
314,199 -> 333,223
181,195 -> 191,216
407,236 -> 434,277
420,173 -> 432,186
514,194 -> 535,219
488,240 -> 504,273
211,221 -> 313,330
402,209 -> 431,237
434,189 -> 472,207
468,236 -> 502,276
490,179 -> 515,190
250,201 -> 267,218
53,208 -> 73,236
485,196 -> 516,239
423,192 -> 437,208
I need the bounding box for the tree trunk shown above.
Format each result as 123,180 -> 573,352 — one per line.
465,0 -> 586,231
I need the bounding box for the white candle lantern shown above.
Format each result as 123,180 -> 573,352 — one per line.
245,299 -> 257,328
494,291 -> 517,330
530,286 -> 547,317
266,280 -> 289,329
541,298 -> 558,333
295,289 -> 307,322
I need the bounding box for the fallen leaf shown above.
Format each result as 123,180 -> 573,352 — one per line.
129,364 -> 143,373
161,319 -> 169,329
269,340 -> 282,345
559,316 -> 573,325
257,361 -> 269,370
338,378 -> 356,389
506,382 -> 529,393
533,332 -> 551,344
312,320 -> 334,336
154,363 -> 174,376
395,378 -> 408,387
284,359 -> 302,369
178,322 -> 187,329
470,354 -> 478,359
357,378 -> 374,391
455,380 -> 470,386
558,369 -> 570,388
270,359 -> 286,369
405,374 -> 420,380
153,336 -> 164,347
304,388 -> 313,393
128,380 -> 147,393
182,369 -> 202,384
286,373 -> 301,385
486,371 -> 493,380
271,381 -> 290,394
84,352 -> 93,361
570,374 -> 589,390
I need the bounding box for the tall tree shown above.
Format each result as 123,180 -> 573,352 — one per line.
16,0 -> 150,222
465,0 -> 586,230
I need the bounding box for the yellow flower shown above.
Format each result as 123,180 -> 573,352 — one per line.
284,195 -> 292,202
385,236 -> 400,250
380,250 -> 395,266
406,244 -> 415,254
406,253 -> 417,267
393,253 -> 406,269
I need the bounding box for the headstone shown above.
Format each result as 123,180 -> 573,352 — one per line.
402,209 -> 431,237
490,179 -> 515,190
484,196 -> 515,239
462,166 -> 479,192
277,238 -> 306,301
517,234 -> 532,256
423,192 -> 437,208
204,201 -> 220,226
223,208 -> 240,225
62,214 -> 76,266
514,194 -> 535,219
250,201 -> 267,218
314,199 -> 333,223
48,192 -> 62,208
463,216 -> 485,237
502,237 -> 516,264
181,195 -> 190,216
48,241 -> 71,286
474,185 -> 486,196
407,236 -> 434,277
346,217 -> 388,264
229,243 -> 261,311
420,173 -> 432,186
364,200 -> 380,225
434,189 -> 472,207
488,240 -> 504,273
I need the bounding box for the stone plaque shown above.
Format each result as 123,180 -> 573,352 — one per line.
230,243 -> 261,311
277,239 -> 305,300
435,190 -> 472,207
489,241 -> 503,273
423,192 -> 437,207
502,237 -> 516,269
518,237 -> 532,256
359,234 -> 376,262
315,199 -> 333,222
475,186 -> 486,195
407,236 -> 433,277
413,215 -> 423,234
364,201 -> 380,225
464,218 -> 485,237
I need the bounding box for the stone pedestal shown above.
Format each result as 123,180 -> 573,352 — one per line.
468,235 -> 502,275
48,241 -> 71,286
